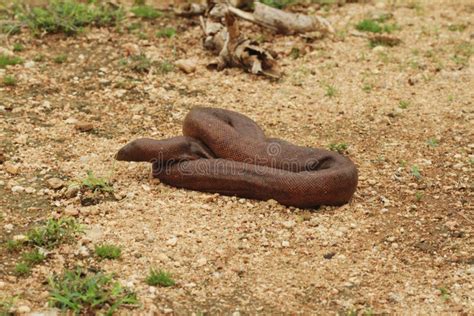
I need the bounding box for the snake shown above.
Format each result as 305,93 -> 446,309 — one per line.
116,107 -> 358,208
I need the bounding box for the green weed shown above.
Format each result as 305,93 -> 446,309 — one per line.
19,0 -> 124,35
22,249 -> 46,265
325,84 -> 337,97
95,244 -> 122,260
356,19 -> 398,33
411,165 -> 421,180
260,0 -> 295,9
27,217 -> 81,249
399,100 -> 410,109
426,138 -> 439,147
145,269 -> 175,287
14,262 -> 31,276
156,27 -> 176,38
79,171 -> 114,193
49,268 -> 138,315
329,143 -> 348,154
131,5 -> 162,20
53,54 -> 67,64
0,54 -> 22,68
2,75 -> 16,86
12,43 -> 24,52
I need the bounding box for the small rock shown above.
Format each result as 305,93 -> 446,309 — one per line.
17,305 -> 31,313
25,187 -> 36,194
75,121 -> 94,132
64,208 -> 79,216
175,59 -> 196,74
24,60 -> 36,68
123,43 -> 141,56
281,240 -> 290,247
4,162 -> 19,175
157,253 -> 169,262
323,252 -> 336,259
64,185 -> 80,198
166,236 -> 178,246
47,178 -> 64,190
65,117 -> 78,124
11,185 -> 25,193
13,234 -> 27,241
0,281 -> 5,288
163,308 -> 173,314
372,45 -> 385,53
4,224 -> 13,231
196,257 -> 207,267
282,220 -> 296,229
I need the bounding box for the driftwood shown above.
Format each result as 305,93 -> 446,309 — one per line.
200,2 -> 280,78
228,2 -> 334,35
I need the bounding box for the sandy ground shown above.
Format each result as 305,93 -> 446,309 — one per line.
0,0 -> 473,314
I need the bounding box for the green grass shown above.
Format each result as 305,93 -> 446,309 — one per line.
19,0 -> 124,35
399,100 -> 410,109
362,83 -> 373,93
452,41 -> 473,67
426,138 -> 439,147
3,75 -> 17,86
145,269 -> 175,287
411,165 -> 421,180
325,84 -> 337,97
260,0 -> 296,9
0,23 -> 21,35
0,296 -> 18,315
131,5 -> 162,20
328,143 -> 348,154
48,268 -> 138,315
13,43 -> 24,52
156,27 -> 176,38
290,47 -> 300,59
79,171 -> 114,193
0,54 -> 23,68
157,60 -> 174,74
415,191 -> 423,202
22,249 -> 46,265
14,262 -> 31,276
128,54 -> 152,73
356,19 -> 398,34
27,217 -> 81,249
448,24 -> 466,32
439,287 -> 450,301
53,54 -> 68,64
6,239 -> 23,252
95,244 -> 122,260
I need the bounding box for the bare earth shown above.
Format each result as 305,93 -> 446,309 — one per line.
0,0 -> 473,314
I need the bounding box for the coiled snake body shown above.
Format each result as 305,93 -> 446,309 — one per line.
116,107 -> 358,208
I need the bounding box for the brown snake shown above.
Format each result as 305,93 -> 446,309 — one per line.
116,107 -> 358,208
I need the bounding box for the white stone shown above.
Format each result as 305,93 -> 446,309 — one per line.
166,236 -> 178,246
281,240 -> 290,247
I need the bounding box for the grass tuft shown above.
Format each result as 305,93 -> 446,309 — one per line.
3,75 -> 17,86
145,269 -> 175,287
356,19 -> 399,34
0,54 -> 23,68
79,171 -> 114,193
95,244 -> 122,260
49,268 -> 138,315
22,249 -> 46,265
14,262 -> 31,276
19,0 -> 124,36
260,0 -> 295,9
53,54 -> 68,64
328,143 -> 348,154
27,217 -> 81,249
156,27 -> 176,38
131,5 -> 162,20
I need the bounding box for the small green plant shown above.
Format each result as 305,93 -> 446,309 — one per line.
95,244 -> 122,260
19,0 -> 124,35
14,262 -> 31,276
260,0 -> 295,9
128,54 -> 152,73
22,249 -> 46,265
448,24 -> 466,32
439,287 -> 450,301
145,269 -> 175,287
356,19 -> 398,33
6,239 -> 23,252
415,191 -> 423,202
399,100 -> 410,109
27,217 -> 81,248
411,165 -> 421,180
289,47 -> 300,59
79,171 -> 114,192
325,84 -> 337,97
156,27 -> 176,38
49,268 -> 138,315
426,138 -> 439,147
329,143 -> 348,154
0,23 -> 21,35
0,296 -> 18,315
362,83 -> 373,92
0,54 -> 23,68
157,60 -> 174,74
13,43 -> 24,52
34,54 -> 46,62
3,75 -> 17,86
53,54 -> 68,64
131,5 -> 162,19
452,41 -> 473,67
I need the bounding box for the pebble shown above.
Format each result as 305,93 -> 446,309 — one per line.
175,59 -> 197,74
372,45 -> 386,53
65,117 -> 78,124
157,253 -> 169,262
11,185 -> 25,193
17,305 -> 31,313
25,187 -> 36,194
196,257 -> 207,267
282,221 -> 296,228
123,43 -> 141,56
4,162 -> 20,175
0,281 -> 5,288
24,60 -> 36,68
281,240 -> 290,247
75,121 -> 94,132
4,224 -> 13,231
47,178 -> 64,190
166,236 -> 178,246
64,208 -> 79,216
13,234 -> 27,241
65,185 -> 80,198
